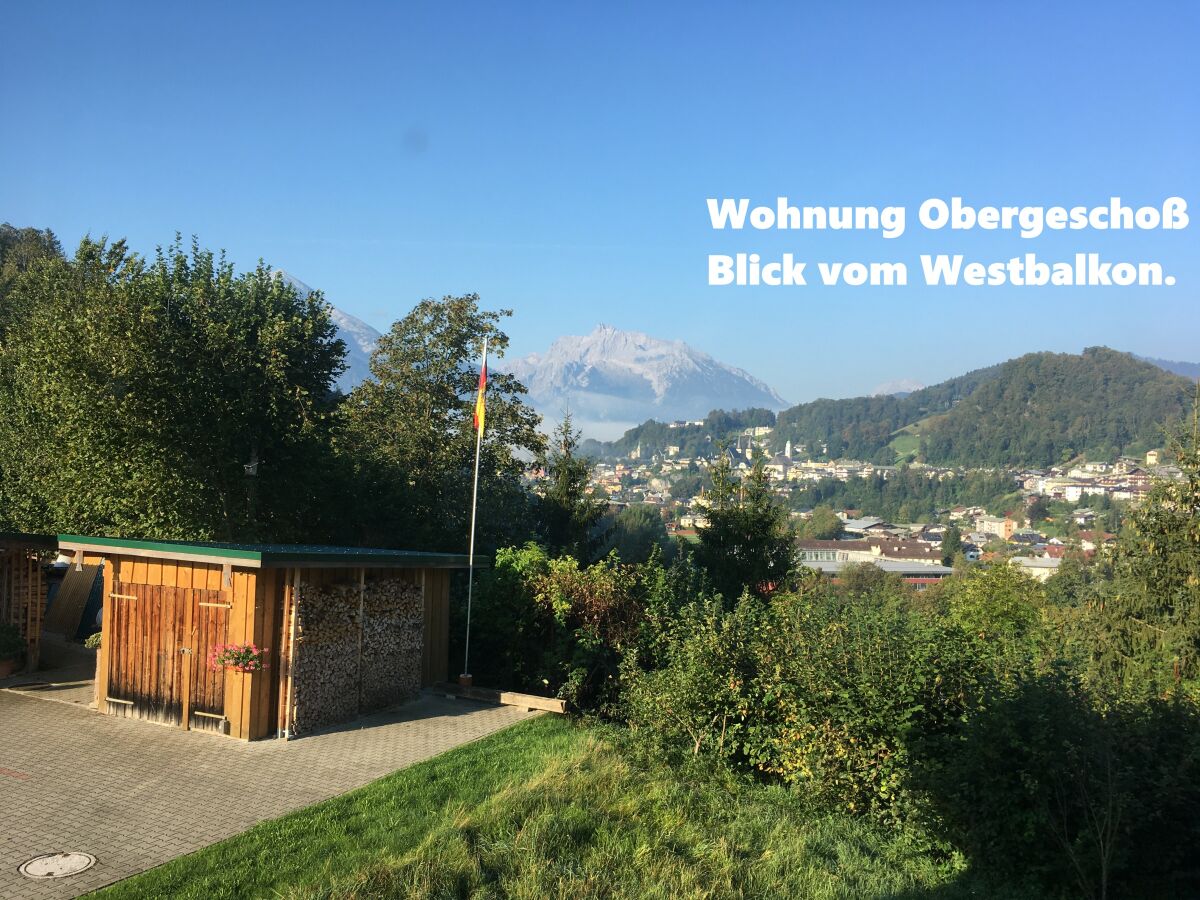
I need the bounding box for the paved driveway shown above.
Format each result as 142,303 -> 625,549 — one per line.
0,687 -> 538,899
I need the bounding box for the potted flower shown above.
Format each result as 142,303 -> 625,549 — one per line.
0,624 -> 26,678
208,642 -> 268,673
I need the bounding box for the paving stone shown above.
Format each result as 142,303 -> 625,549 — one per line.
0,687 -> 538,899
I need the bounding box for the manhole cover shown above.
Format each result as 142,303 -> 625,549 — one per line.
18,852 -> 96,879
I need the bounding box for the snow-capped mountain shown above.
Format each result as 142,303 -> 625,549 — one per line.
502,325 -> 789,437
871,378 -> 926,397
272,271 -> 382,393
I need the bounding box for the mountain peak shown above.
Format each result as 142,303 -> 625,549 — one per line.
271,270 -> 382,393
503,325 -> 788,438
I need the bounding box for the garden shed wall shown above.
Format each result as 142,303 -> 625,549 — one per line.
58,536 -> 466,741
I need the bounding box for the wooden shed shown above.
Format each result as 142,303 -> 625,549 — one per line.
0,532 -> 56,673
57,535 -> 474,740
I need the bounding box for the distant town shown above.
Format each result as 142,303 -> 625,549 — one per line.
583,420 -> 1180,589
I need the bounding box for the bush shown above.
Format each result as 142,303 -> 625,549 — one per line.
916,675 -> 1200,898
624,589 -> 995,827
84,631 -> 102,650
751,594 -> 994,826
467,544 -> 712,714
624,597 -> 765,762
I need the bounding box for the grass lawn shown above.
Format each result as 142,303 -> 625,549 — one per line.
888,431 -> 921,463
888,413 -> 951,463
90,716 -> 1027,899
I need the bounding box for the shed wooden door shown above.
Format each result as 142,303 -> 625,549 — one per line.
106,582 -> 229,731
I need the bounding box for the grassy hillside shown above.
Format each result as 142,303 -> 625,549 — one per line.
90,716 -> 1029,899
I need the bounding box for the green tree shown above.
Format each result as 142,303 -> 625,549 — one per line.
1028,495 -> 1050,524
536,414 -> 608,563
801,505 -> 843,540
837,561 -> 911,606
1092,404 -> 1200,699
0,223 -> 63,334
943,563 -> 1045,674
695,451 -> 796,602
339,294 -> 543,552
600,504 -> 675,565
0,236 -> 344,540
940,525 -> 963,566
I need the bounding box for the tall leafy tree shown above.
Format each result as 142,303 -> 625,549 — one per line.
0,236 -> 345,540
801,505 -> 843,540
338,294 -> 543,552
696,450 -> 796,602
0,223 -> 63,336
536,413 -> 608,563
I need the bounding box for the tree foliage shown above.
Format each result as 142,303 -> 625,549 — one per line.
338,294 -> 543,552
1091,404 -> 1200,699
0,236 -> 345,540
695,452 -> 795,602
789,469 -> 1016,524
0,223 -> 63,334
800,504 -> 843,540
599,503 -> 675,565
535,414 -> 608,563
774,349 -> 1189,467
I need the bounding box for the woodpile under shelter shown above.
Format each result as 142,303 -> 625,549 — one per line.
57,535 -> 474,740
0,532 -> 56,672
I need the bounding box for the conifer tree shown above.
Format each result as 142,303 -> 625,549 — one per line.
1094,393 -> 1200,698
696,450 -> 796,602
536,413 -> 608,563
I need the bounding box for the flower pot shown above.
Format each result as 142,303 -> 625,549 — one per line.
0,657 -> 20,679
458,673 -> 473,687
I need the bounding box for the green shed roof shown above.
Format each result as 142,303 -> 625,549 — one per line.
57,534 -> 479,570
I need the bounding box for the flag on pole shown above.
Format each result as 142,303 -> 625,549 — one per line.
473,350 -> 488,434
463,335 -> 488,682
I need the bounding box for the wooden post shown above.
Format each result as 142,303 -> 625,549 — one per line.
276,570 -> 291,739
180,587 -> 194,731
283,568 -> 300,739
96,557 -> 114,709
419,569 -> 429,686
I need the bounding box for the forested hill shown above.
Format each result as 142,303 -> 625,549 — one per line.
914,349 -> 1192,466
771,361 -> 1005,463
777,348 -> 1193,467
595,349 -> 1194,468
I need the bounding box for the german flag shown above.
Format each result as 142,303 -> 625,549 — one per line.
473,342 -> 488,434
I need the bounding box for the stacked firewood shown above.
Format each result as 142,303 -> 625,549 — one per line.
291,582 -> 360,734
290,578 -> 424,734
360,579 -> 423,710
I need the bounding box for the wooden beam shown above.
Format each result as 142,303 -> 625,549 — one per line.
58,541 -> 263,569
433,682 -> 566,714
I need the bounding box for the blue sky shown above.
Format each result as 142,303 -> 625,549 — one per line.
2,2 -> 1196,403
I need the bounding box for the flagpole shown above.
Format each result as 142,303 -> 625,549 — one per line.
462,335 -> 487,682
